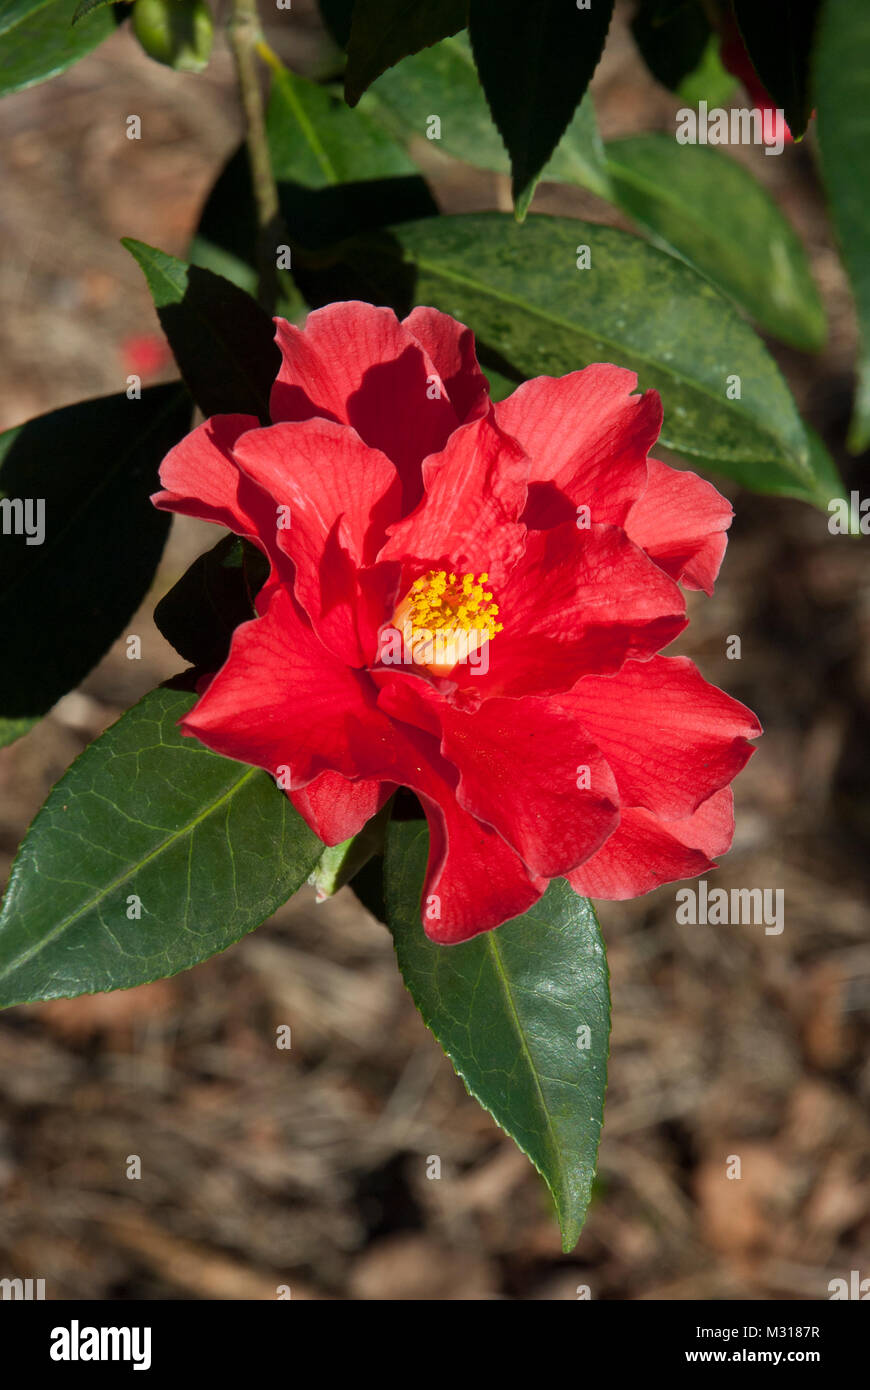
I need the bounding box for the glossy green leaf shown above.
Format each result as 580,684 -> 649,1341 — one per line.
344,0 -> 467,105
154,533 -> 268,671
604,135 -> 826,351
191,63 -> 436,290
0,385 -> 190,739
384,820 -> 609,1251
0,686 -> 323,1008
468,0 -> 614,216
815,0 -> 870,453
731,0 -> 820,139
0,0 -> 115,96
367,32 -> 612,200
71,0 -> 116,23
320,212 -> 835,505
123,239 -> 279,422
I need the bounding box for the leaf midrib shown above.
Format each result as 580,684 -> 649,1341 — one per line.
484,928 -> 567,1196
0,759 -> 259,986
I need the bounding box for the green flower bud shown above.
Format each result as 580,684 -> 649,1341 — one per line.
131,0 -> 214,74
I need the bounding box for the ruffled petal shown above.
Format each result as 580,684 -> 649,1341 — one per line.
467,522 -> 686,699
180,583 -> 394,786
561,655 -> 761,819
152,413 -> 276,551
624,457 -> 732,594
415,788 -> 547,943
377,672 -> 620,878
270,302 -> 461,507
567,788 -> 734,899
402,306 -> 490,424
495,366 -> 662,529
232,419 -> 402,665
378,414 -> 529,587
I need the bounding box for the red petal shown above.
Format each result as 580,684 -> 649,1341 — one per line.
152,413 -> 275,548
468,522 -> 686,699
562,655 -> 761,819
402,306 -> 490,424
232,419 -> 401,566
232,419 -> 402,665
378,673 -> 620,877
495,365 -> 662,529
291,773 -> 395,846
567,788 -> 734,899
416,790 -> 547,943
378,413 -> 528,587
180,584 -> 394,786
624,457 -> 732,594
270,302 -> 460,508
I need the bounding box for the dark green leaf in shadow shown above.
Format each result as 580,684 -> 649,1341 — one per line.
0,384 -> 191,737
367,31 -> 612,200
154,533 -> 269,672
344,0 -> 467,105
468,0 -> 614,216
123,240 -> 279,422
731,0 -> 821,139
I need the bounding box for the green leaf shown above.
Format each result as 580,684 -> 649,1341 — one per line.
0,686 -> 323,1008
384,820 -> 609,1251
815,0 -> 870,452
367,32 -> 612,200
468,0 -> 614,216
123,239 -> 279,422
71,0 -> 116,23
630,0 -> 710,94
731,0 -> 820,139
154,533 -> 268,671
191,63 -> 436,290
604,135 -> 826,351
0,0 -> 115,96
344,0 -> 467,105
318,212 -> 836,505
675,33 -> 737,108
0,385 -> 191,738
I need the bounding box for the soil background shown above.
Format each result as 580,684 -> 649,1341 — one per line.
0,1 -> 868,1300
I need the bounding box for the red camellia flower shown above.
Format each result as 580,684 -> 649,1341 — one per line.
153,301 -> 761,943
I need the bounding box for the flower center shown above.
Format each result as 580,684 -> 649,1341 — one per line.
391,570 -> 502,676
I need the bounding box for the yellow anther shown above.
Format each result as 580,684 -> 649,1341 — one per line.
396,569 -> 503,645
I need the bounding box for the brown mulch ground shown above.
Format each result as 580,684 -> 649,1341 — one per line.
0,2 -> 867,1299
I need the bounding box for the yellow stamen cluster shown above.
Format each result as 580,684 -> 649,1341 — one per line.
408,571 -> 503,640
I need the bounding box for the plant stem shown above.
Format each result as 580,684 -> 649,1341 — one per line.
227,0 -> 282,313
